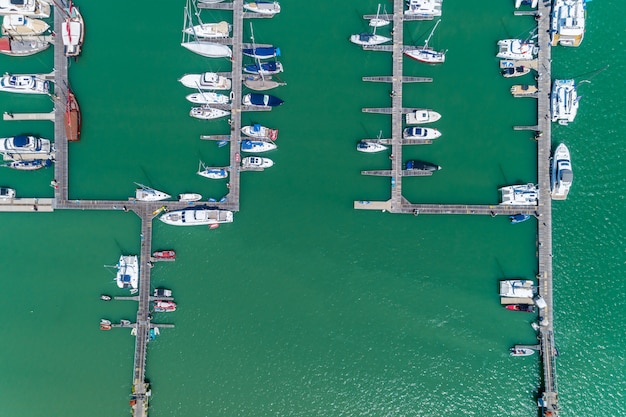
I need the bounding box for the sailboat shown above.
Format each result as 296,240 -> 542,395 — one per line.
242,23 -> 285,90
185,81 -> 229,104
350,4 -> 391,46
404,19 -> 445,63
368,4 -> 390,28
181,1 -> 232,58
134,183 -> 171,201
182,0 -> 231,38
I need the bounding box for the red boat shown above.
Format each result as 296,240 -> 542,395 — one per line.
154,301 -> 176,312
152,250 -> 176,260
505,304 -> 535,313
64,90 -> 81,142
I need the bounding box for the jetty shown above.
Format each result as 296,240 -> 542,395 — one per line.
354,0 -> 560,415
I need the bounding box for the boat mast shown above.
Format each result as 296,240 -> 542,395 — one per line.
371,4 -> 381,36
424,19 -> 441,49
249,22 -> 266,82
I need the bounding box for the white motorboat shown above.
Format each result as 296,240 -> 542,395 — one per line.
179,72 -> 231,90
160,208 -> 234,226
185,91 -> 229,105
178,193 -> 202,202
499,183 -> 539,205
499,279 -> 535,298
550,0 -> 586,47
510,347 -> 535,357
241,156 -> 274,168
1,14 -> 49,36
405,109 -> 441,124
197,161 -> 228,179
243,1 -> 281,15
0,186 -> 15,200
403,127 -> 441,139
0,0 -> 50,18
241,139 -> 277,153
0,135 -> 51,154
357,141 -> 387,153
0,74 -> 49,94
115,255 -> 139,290
405,0 -> 442,18
190,105 -> 230,120
181,40 -> 232,58
61,5 -> 84,57
551,143 -> 573,200
241,124 -> 278,140
0,36 -> 49,56
551,79 -> 579,125
496,39 -> 537,60
404,19 -> 445,64
183,21 -> 231,39
134,183 -> 171,201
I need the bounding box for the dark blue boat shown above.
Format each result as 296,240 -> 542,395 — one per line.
243,61 -> 283,75
243,93 -> 284,107
242,46 -> 280,60
509,214 -> 531,224
405,160 -> 441,171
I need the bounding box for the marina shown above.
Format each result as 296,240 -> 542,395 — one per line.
0,1 -> 608,416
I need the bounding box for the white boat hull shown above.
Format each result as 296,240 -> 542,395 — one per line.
405,109 -> 441,125
186,92 -> 229,105
0,75 -> 49,94
181,41 -> 232,58
160,209 -> 234,226
183,21 -> 230,38
198,168 -> 228,179
404,47 -> 445,63
550,143 -> 573,200
190,106 -> 230,120
350,34 -> 391,46
1,15 -> 49,36
179,73 -> 231,90
241,156 -> 274,168
243,2 -> 281,15
402,127 -> 441,140
178,193 -> 203,202
499,184 -> 539,206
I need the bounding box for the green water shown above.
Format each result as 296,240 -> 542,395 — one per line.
0,1 -> 624,416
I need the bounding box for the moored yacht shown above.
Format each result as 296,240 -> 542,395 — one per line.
0,74 -> 49,94
404,0 -> 442,19
241,156 -> 274,168
357,141 -> 387,153
242,45 -> 280,60
243,61 -> 283,75
350,32 -> 391,46
185,91 -> 229,105
197,161 -> 228,179
1,14 -> 49,36
115,255 -> 139,290
242,93 -> 283,107
499,183 -> 538,205
500,279 -> 535,298
405,109 -> 441,125
406,160 -> 441,171
134,183 -> 170,201
496,39 -> 537,60
178,193 -> 202,202
404,19 -> 445,63
551,79 -> 579,125
0,135 -> 51,155
160,208 -> 234,226
403,126 -> 441,139
181,40 -> 232,58
241,139 -> 277,153
510,347 -> 535,357
179,72 -> 231,90
550,143 -> 573,200
0,0 -> 50,18
183,21 -> 231,38
550,0 -> 586,47
189,105 -> 230,120
61,5 -> 84,58
241,124 -> 278,140
0,36 -> 49,56
243,1 -> 281,15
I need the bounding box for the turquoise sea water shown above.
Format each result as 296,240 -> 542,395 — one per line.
0,1 -> 624,417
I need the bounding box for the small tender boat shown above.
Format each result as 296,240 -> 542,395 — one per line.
551,143 -> 573,200
183,20 -> 231,38
357,141 -> 387,153
64,90 -> 81,142
243,74 -> 286,91
510,84 -> 538,97
115,255 -> 139,290
0,135 -> 52,154
241,139 -> 277,153
242,45 -> 280,60
61,5 -> 84,58
181,40 -> 232,58
406,160 -> 441,171
243,61 -> 283,75
160,208 -> 234,226
0,74 -> 49,94
178,72 -> 232,90
551,79 -> 579,125
120,319 -> 132,326
190,105 -> 230,120
154,288 -> 173,297
499,183 -> 538,206
100,320 -> 112,331
100,294 -> 112,301
241,124 -> 278,140
154,301 -> 177,312
178,193 -> 202,202
185,91 -> 230,105
2,14 -> 49,36
0,0 -> 50,18
242,93 -> 284,107
402,127 -> 441,140
496,39 -> 537,60
197,161 -> 228,179
0,186 -> 15,200
509,214 -> 531,224
243,1 -> 281,15
135,183 -> 170,201
501,65 -> 531,78
405,109 -> 441,125
499,279 -> 535,298
510,347 -> 535,357
505,304 -> 535,313
241,156 -> 274,168
153,250 -> 176,260
2,159 -> 52,170
0,36 -> 49,56
405,0 -> 443,18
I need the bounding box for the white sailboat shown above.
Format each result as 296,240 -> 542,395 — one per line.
369,4 -> 390,27
181,2 -> 232,58
243,23 -> 285,91
134,183 -> 170,201
404,19 -> 445,64
350,5 -> 391,46
183,0 -> 231,38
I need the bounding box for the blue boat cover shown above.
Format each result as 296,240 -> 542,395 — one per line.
252,123 -> 261,131
13,135 -> 29,147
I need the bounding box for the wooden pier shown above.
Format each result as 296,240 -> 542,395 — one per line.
3,111 -> 55,121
